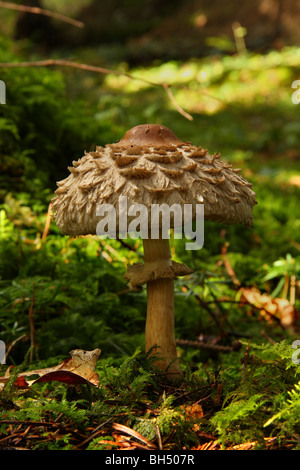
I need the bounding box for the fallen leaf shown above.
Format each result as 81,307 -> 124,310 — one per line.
112,423 -> 157,449
32,349 -> 101,386
0,348 -> 101,390
239,287 -> 298,327
14,376 -> 29,389
183,403 -> 204,420
192,440 -> 219,450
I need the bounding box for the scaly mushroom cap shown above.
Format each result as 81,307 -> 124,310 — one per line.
52,124 -> 257,237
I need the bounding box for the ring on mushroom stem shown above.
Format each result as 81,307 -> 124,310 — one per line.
52,124 -> 257,378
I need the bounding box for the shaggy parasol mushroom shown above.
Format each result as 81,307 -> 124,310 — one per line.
52,124 -> 257,378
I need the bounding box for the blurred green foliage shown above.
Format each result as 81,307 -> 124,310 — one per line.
0,37 -> 118,202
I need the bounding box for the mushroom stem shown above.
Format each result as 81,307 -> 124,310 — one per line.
143,237 -> 182,377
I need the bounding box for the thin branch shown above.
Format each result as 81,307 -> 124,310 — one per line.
116,237 -> 143,256
176,338 -> 241,353
42,202 -> 52,240
0,1 -> 84,28
76,417 -> 114,450
0,58 -> 132,77
28,285 -> 37,362
162,83 -> 193,121
0,59 -> 193,120
5,334 -> 28,362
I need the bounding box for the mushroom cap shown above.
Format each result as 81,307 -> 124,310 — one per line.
52,124 -> 257,237
116,123 -> 184,147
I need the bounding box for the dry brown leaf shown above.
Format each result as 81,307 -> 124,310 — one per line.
112,423 -> 157,449
183,403 -> 204,420
0,348 -> 101,390
239,287 -> 298,327
192,440 -> 219,450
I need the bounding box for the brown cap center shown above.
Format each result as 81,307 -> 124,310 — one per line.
114,124 -> 184,147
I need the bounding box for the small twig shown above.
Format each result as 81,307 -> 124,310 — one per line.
232,21 -> 247,55
5,334 -> 28,362
42,202 -> 52,240
176,338 -> 241,353
0,58 -> 126,76
112,422 -> 157,449
0,1 -> 84,28
175,84 -> 226,104
0,419 -> 86,442
0,59 -> 193,121
206,282 -> 235,332
290,274 -> 296,305
282,274 -> 289,300
162,83 -> 193,121
182,283 -> 224,332
155,424 -> 163,450
28,286 -> 37,362
116,237 -> 143,256
76,417 -> 114,449
0,432 -> 21,444
219,237 -> 241,287
260,330 -> 276,344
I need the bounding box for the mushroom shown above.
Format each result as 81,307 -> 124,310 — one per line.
52,124 -> 257,378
